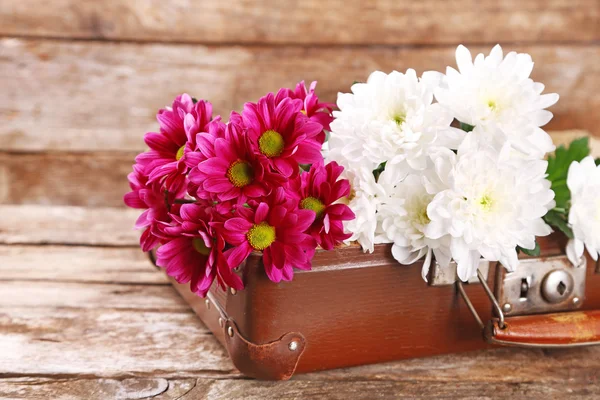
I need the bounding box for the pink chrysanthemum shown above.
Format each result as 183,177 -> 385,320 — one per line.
156,203 -> 243,297
218,190 -> 317,282
136,94 -> 213,192
276,81 -> 335,144
124,162 -> 181,252
287,162 -> 355,250
189,115 -> 284,203
242,93 -> 323,178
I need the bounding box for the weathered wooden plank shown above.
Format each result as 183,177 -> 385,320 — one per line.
2,376 -> 600,400
1,0 -> 598,45
166,377 -> 600,399
0,377 -> 198,400
0,281 -> 187,310
0,245 -> 163,284
1,38 -> 598,152
0,307 -> 233,378
0,152 -> 134,206
305,346 -> 600,383
2,376 -> 599,400
0,205 -> 139,245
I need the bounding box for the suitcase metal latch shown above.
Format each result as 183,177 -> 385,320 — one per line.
495,255 -> 586,317
455,255 -> 587,330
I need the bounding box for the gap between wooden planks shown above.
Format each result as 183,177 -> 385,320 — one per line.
1,38 -> 599,153
0,0 -> 598,45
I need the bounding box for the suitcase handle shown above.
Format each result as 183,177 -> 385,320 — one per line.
483,311 -> 600,348
457,270 -> 600,348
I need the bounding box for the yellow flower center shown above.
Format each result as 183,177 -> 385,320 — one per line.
246,222 -> 276,250
226,160 -> 254,188
415,206 -> 431,226
176,145 -> 186,161
392,112 -> 406,126
192,237 -> 211,256
487,100 -> 499,112
346,188 -> 356,202
258,130 -> 285,158
300,196 -> 326,218
478,194 -> 494,212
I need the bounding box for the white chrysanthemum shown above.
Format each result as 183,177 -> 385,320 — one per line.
566,156 -> 600,265
375,156 -> 453,280
435,44 -> 559,159
426,140 -> 555,280
341,166 -> 388,253
328,69 -> 465,174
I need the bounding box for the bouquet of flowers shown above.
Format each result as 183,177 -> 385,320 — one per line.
126,44 -> 600,297
125,82 -> 355,296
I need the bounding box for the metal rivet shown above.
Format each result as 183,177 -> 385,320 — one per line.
230,288 -> 237,295
227,326 -> 234,337
288,341 -> 298,351
502,303 -> 512,313
218,317 -> 224,328
205,299 -> 210,309
573,297 -> 581,306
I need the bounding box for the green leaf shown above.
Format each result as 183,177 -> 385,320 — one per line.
544,209 -> 574,239
459,122 -> 475,132
373,162 -> 387,182
546,137 -> 590,209
352,81 -> 362,86
191,97 -> 198,104
546,137 -> 590,182
595,158 -> 600,166
551,181 -> 570,210
518,242 -> 540,257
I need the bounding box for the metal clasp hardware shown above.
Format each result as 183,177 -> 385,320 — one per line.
457,255 -> 587,330
495,255 -> 586,317
457,270 -> 505,329
428,259 -> 490,286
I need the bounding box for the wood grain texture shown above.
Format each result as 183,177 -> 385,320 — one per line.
2,376 -> 600,400
1,38 -> 598,153
0,205 -> 139,245
0,245 -> 162,283
168,378 -> 600,400
0,307 -> 234,377
0,281 -> 188,310
0,152 -> 134,206
0,377 -> 198,400
1,0 -> 598,45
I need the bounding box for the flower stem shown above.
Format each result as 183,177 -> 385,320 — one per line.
459,122 -> 475,132
174,198 -> 198,204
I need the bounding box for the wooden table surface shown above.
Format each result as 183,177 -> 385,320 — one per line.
1,201 -> 599,400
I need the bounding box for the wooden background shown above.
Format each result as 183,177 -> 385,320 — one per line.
1,1 -> 599,399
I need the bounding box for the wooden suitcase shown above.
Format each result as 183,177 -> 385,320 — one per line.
161,232 -> 600,380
